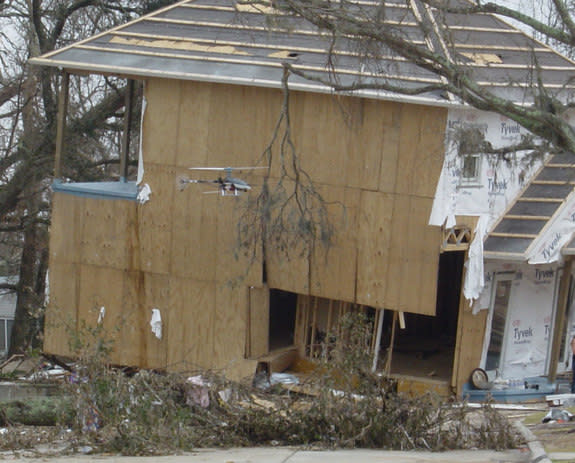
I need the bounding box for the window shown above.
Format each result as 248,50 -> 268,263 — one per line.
460,153 -> 481,185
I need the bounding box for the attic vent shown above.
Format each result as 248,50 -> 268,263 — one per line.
442,226 -> 472,251
460,52 -> 503,65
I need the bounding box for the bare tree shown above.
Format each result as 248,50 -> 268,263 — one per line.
0,0 -> 175,354
260,0 -> 575,156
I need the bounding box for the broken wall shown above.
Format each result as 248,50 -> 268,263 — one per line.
46,78 -> 448,376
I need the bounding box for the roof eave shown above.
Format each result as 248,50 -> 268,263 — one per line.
28,56 -> 469,109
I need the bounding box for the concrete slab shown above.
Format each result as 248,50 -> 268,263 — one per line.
547,452 -> 575,461
3,448 -> 532,463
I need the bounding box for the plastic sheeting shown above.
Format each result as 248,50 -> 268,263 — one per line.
464,215 -> 489,309
481,262 -> 557,379
429,108 -> 541,228
150,308 -> 162,340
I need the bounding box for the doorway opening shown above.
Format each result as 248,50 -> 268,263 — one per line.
387,251 -> 465,380
268,289 -> 297,351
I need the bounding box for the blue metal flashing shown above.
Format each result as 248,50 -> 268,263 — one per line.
52,180 -> 138,201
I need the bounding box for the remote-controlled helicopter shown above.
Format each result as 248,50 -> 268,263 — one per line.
177,166 -> 266,196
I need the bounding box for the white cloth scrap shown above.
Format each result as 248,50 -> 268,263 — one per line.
150,308 -> 162,340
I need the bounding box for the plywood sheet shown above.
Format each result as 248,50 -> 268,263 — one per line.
342,97 -> 384,191
142,79 -> 182,166
264,178 -> 311,294
384,195 -> 410,311
44,262 -> 79,357
76,264 -> 126,365
378,102 -> 402,194
216,197 -> 262,286
356,191 -> 395,308
170,180 -> 218,281
310,186 -> 359,301
138,163 -> 176,274
118,270 -> 145,367
165,278 -> 215,371
395,104 -> 447,198
205,84 -> 278,169
141,272 -> 171,369
80,198 -> 137,270
50,193 -> 82,264
213,284 -> 249,377
175,81 -> 212,168
400,196 -> 440,316
453,304 -> 488,394
248,285 -> 269,358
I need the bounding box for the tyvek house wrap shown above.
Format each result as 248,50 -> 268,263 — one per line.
429,108 -> 543,303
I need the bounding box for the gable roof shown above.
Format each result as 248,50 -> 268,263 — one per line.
30,0 -> 575,106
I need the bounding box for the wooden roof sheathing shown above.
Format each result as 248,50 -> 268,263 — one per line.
29,0 -> 575,106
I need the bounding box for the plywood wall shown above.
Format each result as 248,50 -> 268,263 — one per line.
46,78 -> 449,378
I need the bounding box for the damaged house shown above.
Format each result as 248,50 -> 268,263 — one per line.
31,0 -> 575,396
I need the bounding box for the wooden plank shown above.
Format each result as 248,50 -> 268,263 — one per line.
385,311 -> 398,374
141,78 -> 182,166
395,375 -> 451,397
54,72 -> 69,178
356,190 -> 394,308
248,286 -> 270,358
256,347 -> 298,374
120,79 -> 134,181
453,302 -> 489,395
294,295 -> 312,357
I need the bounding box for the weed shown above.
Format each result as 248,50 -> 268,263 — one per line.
52,312 -> 523,455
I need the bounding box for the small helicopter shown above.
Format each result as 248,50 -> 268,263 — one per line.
177,166 -> 266,196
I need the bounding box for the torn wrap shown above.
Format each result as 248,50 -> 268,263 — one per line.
464,215 -> 489,310
150,308 -> 162,340
137,95 -> 147,185
429,109 -> 540,228
137,183 -> 151,204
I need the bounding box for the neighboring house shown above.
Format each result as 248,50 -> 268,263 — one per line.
31,0 -> 575,396
0,277 -> 16,356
